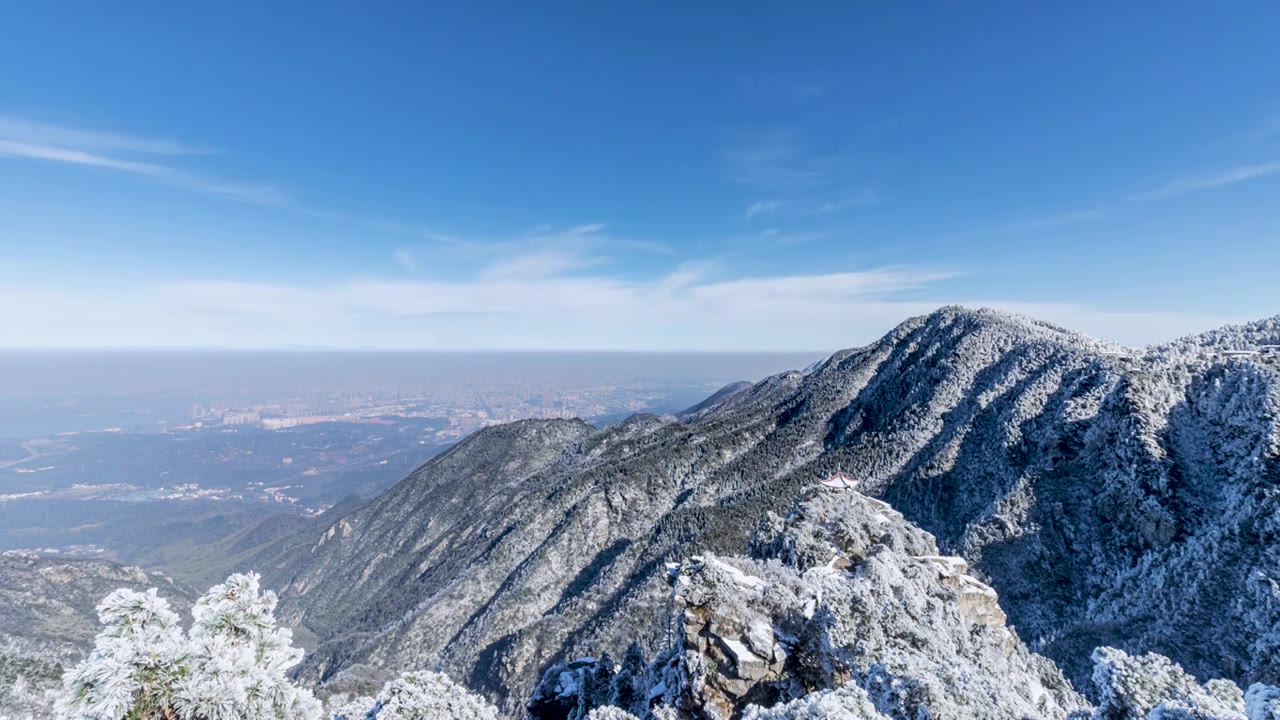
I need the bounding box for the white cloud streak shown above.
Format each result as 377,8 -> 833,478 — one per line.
1013,159 -> 1280,234
1133,161 -> 1280,201
0,140 -> 170,176
807,188 -> 879,215
745,200 -> 784,219
0,113 -> 460,236
1009,207 -> 1107,233
0,262 -> 957,350
737,228 -> 834,245
724,133 -> 878,234
724,138 -> 837,191
0,125 -> 286,206
0,254 -> 1237,350
0,114 -> 214,155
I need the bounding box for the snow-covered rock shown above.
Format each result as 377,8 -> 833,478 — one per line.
536,489 -> 1089,719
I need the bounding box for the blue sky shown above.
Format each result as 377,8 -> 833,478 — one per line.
1,2 -> 1278,350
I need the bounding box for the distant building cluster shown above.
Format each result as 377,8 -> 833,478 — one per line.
177,381 -> 672,441
221,411 -> 261,426
261,416 -> 331,430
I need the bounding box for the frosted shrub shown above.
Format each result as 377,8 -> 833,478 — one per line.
1246,683 -> 1280,720
331,695 -> 377,720
743,687 -> 889,719
58,573 -> 321,720
365,671 -> 498,720
1089,647 -> 1244,719
586,707 -> 640,720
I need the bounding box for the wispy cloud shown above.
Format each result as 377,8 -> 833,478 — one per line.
389,224 -> 677,281
567,223 -> 608,236
737,228 -> 835,245
745,200 -> 784,220
0,113 -> 466,237
723,136 -> 838,192
392,248 -> 419,272
0,117 -> 668,257
0,140 -> 170,176
1009,206 -> 1106,233
289,207 -> 468,246
724,132 -> 880,225
480,248 -> 606,279
807,188 -> 879,215
1,256 -> 1234,350
0,115 -> 287,206
0,258 -> 966,350
0,114 -> 214,155
1013,159 -> 1280,234
476,226 -> 616,279
1133,161 -> 1280,201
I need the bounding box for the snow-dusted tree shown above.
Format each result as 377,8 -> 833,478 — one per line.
58,587 -> 187,719
1088,647 -> 1245,720
570,654 -> 615,720
649,706 -> 679,720
608,643 -> 647,717
742,687 -> 890,719
58,573 -> 321,720
1247,683 -> 1280,720
330,695 -> 376,720
585,708 -> 639,720
362,671 -> 498,720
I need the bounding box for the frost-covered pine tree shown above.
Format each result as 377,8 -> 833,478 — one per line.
1247,684 -> 1280,720
360,671 -> 498,720
58,573 -> 321,720
742,687 -> 890,719
570,654 -> 616,720
1087,647 -> 1245,720
608,643 -> 648,718
330,695 -> 377,720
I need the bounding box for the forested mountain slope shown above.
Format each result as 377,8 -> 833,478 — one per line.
0,553 -> 191,718
260,306 -> 1279,714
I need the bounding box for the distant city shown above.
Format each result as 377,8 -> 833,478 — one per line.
0,351 -> 826,562
179,381 -> 663,437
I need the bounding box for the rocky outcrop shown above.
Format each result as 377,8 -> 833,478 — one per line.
534,489 -> 1089,719
653,490 -> 1088,719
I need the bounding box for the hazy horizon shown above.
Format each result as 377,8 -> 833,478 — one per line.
0,350 -> 827,401
0,304 -> 1271,353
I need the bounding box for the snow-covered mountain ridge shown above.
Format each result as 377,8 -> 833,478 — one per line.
70,305 -> 1279,718
246,306 -> 1280,713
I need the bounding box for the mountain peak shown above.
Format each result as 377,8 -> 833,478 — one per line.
190,308 -> 1280,715
907,305 -> 1109,349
